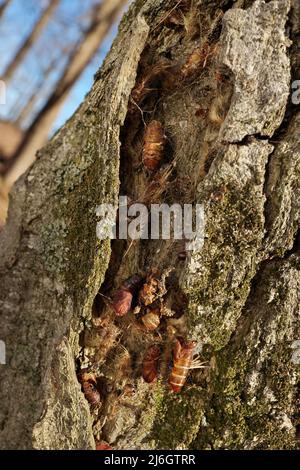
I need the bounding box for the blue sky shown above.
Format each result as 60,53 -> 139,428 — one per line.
53,25 -> 118,132
0,0 -> 127,133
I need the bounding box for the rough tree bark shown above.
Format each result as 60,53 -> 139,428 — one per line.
0,0 -> 299,450
2,0 -> 60,83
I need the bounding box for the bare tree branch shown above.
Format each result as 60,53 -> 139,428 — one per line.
4,0 -> 128,188
0,0 -> 12,20
1,0 -> 60,83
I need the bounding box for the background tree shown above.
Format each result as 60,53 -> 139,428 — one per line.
0,0 -> 128,224
0,0 -> 299,450
1,0 -> 60,83
0,0 -> 12,19
4,0 -> 129,187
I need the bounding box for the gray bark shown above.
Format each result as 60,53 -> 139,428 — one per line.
0,0 -> 299,450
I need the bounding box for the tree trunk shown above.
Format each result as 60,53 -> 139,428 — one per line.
0,0 -> 12,19
2,0 -> 60,83
4,0 -> 128,188
0,0 -> 299,450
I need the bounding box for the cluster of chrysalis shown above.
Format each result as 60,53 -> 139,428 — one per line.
130,42 -> 219,174
111,271 -> 206,393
